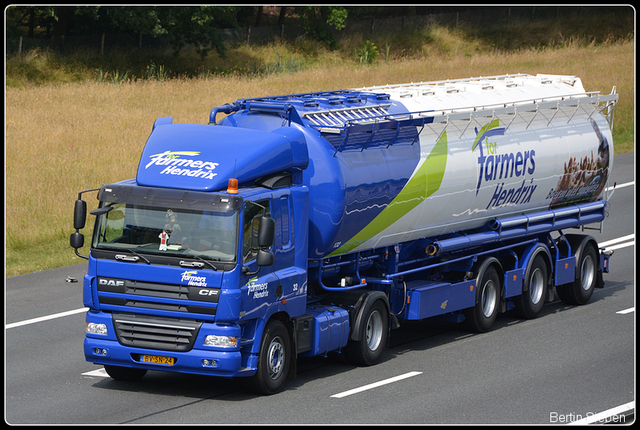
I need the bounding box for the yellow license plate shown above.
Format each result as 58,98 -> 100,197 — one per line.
142,354 -> 176,365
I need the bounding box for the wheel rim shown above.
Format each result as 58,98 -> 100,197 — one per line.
580,254 -> 596,291
529,267 -> 545,305
267,336 -> 285,380
365,310 -> 383,351
482,279 -> 497,318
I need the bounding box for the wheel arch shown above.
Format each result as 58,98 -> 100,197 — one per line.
247,310 -> 293,356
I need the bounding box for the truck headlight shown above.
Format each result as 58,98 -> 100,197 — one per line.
86,322 -> 108,335
204,335 -> 238,347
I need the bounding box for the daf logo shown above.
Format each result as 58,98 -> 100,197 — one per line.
199,289 -> 218,296
99,279 -> 125,287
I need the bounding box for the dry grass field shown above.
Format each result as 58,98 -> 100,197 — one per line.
5,37 -> 634,276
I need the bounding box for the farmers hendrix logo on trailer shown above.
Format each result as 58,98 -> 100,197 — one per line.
473,119 -> 537,209
145,151 -> 219,180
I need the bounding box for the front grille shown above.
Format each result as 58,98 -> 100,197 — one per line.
113,313 -> 202,352
97,277 -> 219,316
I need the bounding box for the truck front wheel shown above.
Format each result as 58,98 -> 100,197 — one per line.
251,319 -> 291,395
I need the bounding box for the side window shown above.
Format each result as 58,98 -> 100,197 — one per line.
280,195 -> 291,247
243,200 -> 270,264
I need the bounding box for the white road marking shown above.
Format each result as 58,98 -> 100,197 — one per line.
6,307 -> 89,329
331,371 -> 423,398
605,241 -> 634,251
605,181 -> 634,192
599,234 -> 634,248
616,307 -> 635,315
599,234 -> 634,251
568,401 -> 635,425
82,368 -> 109,378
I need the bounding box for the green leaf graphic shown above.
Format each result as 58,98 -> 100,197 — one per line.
329,130 -> 449,256
471,118 -> 500,151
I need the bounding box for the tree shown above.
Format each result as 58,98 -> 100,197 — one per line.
297,6 -> 348,48
7,6 -> 240,59
156,6 -> 238,59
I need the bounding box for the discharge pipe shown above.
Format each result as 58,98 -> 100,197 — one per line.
209,102 -> 241,125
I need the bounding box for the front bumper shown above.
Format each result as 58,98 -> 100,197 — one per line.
84,311 -> 254,378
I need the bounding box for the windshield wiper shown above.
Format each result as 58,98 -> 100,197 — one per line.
114,248 -> 151,264
180,254 -> 219,271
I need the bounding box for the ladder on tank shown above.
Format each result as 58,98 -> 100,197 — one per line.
302,88 -> 618,156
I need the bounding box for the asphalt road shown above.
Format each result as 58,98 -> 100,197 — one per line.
5,151 -> 635,425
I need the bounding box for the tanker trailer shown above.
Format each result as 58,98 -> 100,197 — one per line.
72,74 -> 617,394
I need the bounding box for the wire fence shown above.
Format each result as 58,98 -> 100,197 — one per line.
5,6 -> 601,57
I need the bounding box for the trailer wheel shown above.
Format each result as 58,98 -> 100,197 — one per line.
465,262 -> 501,333
557,239 -> 598,305
251,319 -> 290,395
346,300 -> 388,366
515,254 -> 548,319
103,365 -> 147,381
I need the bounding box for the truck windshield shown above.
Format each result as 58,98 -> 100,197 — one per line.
92,202 -> 238,263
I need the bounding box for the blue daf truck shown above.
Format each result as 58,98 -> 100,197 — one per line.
71,74 -> 617,394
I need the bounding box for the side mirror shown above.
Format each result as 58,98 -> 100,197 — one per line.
71,198 -> 88,259
257,217 -> 275,267
70,231 -> 84,249
74,199 -> 87,230
257,249 -> 274,267
70,188 -> 101,261
257,216 -> 275,248
243,216 -> 275,276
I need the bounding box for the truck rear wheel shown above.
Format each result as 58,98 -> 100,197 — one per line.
557,239 -> 598,305
515,254 -> 548,319
251,319 -> 290,395
465,262 -> 501,333
346,300 -> 388,366
103,365 -> 147,381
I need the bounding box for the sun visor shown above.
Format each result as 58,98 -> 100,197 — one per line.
136,123 -> 309,192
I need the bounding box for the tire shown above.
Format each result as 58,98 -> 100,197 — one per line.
103,365 -> 147,381
346,300 -> 388,366
465,264 -> 501,333
251,319 -> 291,395
515,254 -> 548,319
557,241 -> 598,305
